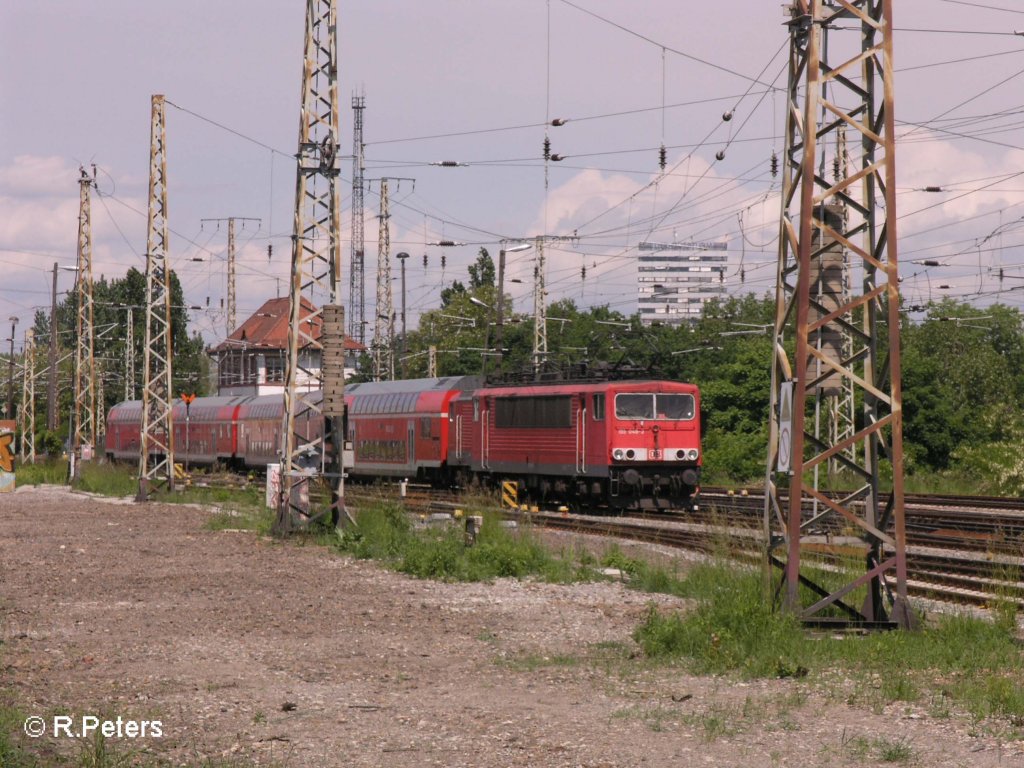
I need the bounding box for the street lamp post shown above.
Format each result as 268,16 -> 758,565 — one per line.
6,316 -> 17,420
495,242 -> 532,377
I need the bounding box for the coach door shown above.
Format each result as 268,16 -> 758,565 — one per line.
575,395 -> 587,473
407,420 -> 415,470
479,397 -> 490,470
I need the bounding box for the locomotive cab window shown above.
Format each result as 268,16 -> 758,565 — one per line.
592,393 -> 605,421
615,393 -> 695,421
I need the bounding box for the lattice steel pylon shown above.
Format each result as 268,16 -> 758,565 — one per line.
137,94 -> 176,501
532,236 -> 547,376
19,329 -> 35,463
72,166 -> 97,480
372,178 -> 393,382
764,0 -> 912,629
275,0 -> 349,534
350,93 -> 366,346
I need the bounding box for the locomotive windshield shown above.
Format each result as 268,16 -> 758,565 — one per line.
615,393 -> 695,421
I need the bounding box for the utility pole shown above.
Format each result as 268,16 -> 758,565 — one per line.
396,251 -> 409,378
427,344 -> 437,378
6,316 -> 16,420
276,0 -> 349,534
496,241 -> 531,377
47,262 -> 58,433
73,166 -> 97,479
372,179 -> 393,382
19,328 -> 35,463
532,236 -> 547,377
199,216 -> 261,337
350,92 -> 366,346
764,0 -> 910,628
137,93 -> 175,500
95,362 -> 105,445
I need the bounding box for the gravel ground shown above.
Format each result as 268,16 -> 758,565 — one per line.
2,484 -> 1023,767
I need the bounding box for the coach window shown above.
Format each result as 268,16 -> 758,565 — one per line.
420,417 -> 432,438
593,393 -> 605,421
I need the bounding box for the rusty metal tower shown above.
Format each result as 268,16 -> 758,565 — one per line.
137,94 -> 176,500
350,93 -> 366,346
72,166 -> 97,479
19,328 -> 35,463
275,0 -> 349,533
764,0 -> 911,628
372,178 -> 393,381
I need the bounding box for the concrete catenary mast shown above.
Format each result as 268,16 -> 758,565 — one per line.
137,94 -> 175,500
275,0 -> 349,533
764,0 -> 911,628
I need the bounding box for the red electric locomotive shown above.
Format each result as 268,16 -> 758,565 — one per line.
449,379 -> 701,511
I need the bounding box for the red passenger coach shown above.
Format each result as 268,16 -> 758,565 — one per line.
345,376 -> 481,481
172,396 -> 247,467
458,379 -> 701,511
105,400 -> 144,461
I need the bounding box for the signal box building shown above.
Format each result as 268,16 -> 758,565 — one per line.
209,296 -> 364,397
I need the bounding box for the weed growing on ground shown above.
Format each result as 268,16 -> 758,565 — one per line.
634,558 -> 1024,730
334,503 -> 592,583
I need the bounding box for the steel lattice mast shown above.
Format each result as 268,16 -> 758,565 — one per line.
72,166 -> 97,479
124,307 -> 134,402
350,93 -> 366,346
372,179 -> 393,381
765,0 -> 911,628
137,94 -> 175,501
227,217 -> 236,336
19,329 -> 35,463
275,0 -> 349,533
532,236 -> 547,376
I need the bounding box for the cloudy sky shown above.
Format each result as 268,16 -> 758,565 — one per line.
3,0 -> 1024,354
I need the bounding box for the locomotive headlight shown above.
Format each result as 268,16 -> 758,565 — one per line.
613,449 -> 624,460
625,449 -> 636,460
687,449 -> 699,460
675,449 -> 686,460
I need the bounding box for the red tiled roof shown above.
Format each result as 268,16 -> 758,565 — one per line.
211,297 -> 365,353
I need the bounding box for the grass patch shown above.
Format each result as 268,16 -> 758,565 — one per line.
14,459 -> 69,487
633,559 -> 1024,730
334,503 -> 593,583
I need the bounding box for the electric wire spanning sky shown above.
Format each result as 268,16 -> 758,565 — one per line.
3,0 -> 1024,353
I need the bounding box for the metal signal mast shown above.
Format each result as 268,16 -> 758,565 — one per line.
765,0 -> 911,628
372,178 -> 393,381
350,93 -> 366,346
275,0 -> 349,533
200,216 -> 261,336
137,94 -> 176,501
72,166 -> 97,480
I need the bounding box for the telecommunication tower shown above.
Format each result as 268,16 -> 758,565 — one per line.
350,93 -> 366,346
137,94 -> 175,500
275,0 -> 349,533
72,166 -> 97,479
765,0 -> 911,628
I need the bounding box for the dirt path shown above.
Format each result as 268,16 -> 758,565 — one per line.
1,485 -> 1021,767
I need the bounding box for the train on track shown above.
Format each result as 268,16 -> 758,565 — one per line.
105,375 -> 702,511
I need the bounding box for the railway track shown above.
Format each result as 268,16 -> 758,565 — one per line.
349,483 -> 1024,609
191,473 -> 1024,609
